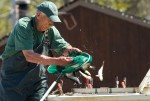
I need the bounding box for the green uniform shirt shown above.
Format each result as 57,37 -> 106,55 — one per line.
2,16 -> 70,59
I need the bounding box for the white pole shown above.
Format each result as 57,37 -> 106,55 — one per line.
40,81 -> 57,101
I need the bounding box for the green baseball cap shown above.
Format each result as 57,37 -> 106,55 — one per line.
37,1 -> 61,22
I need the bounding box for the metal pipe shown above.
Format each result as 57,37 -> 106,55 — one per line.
40,73 -> 63,101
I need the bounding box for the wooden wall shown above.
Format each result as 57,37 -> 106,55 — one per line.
50,6 -> 150,92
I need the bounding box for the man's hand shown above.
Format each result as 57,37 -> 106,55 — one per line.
71,47 -> 82,53
63,45 -> 82,56
55,56 -> 73,66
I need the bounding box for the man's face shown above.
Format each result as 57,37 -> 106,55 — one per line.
36,12 -> 54,32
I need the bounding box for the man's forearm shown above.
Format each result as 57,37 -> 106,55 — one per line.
22,50 -> 57,65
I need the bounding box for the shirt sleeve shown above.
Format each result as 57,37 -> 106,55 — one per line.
14,21 -> 33,51
48,26 -> 70,55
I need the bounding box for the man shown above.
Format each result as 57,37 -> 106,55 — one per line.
0,1 -> 81,101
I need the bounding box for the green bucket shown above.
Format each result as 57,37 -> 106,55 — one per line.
47,51 -> 92,74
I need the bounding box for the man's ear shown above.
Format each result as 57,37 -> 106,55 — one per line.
36,12 -> 41,19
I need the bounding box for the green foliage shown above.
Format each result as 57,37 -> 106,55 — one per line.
97,0 -> 132,12
28,0 -> 64,16
0,0 -> 12,38
0,0 -> 64,38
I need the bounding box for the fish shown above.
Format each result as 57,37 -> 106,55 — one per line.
79,70 -> 92,80
65,72 -> 82,85
96,61 -> 104,81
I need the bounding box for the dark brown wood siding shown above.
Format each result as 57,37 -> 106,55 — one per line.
52,6 -> 150,92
